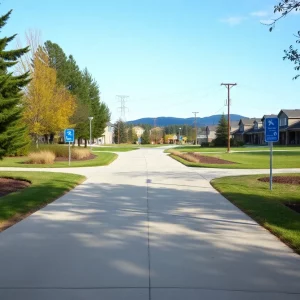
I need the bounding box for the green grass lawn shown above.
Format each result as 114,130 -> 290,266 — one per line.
0,152 -> 117,168
0,171 -> 85,230
171,145 -> 300,153
170,151 -> 300,169
92,146 -> 137,152
211,174 -> 300,254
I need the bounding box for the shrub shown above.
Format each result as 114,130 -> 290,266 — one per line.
27,151 -> 56,164
230,139 -> 245,147
169,150 -> 199,163
31,144 -> 69,158
71,148 -> 91,159
201,142 -> 209,147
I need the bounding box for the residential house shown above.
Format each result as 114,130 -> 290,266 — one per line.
205,125 -> 217,143
98,122 -> 114,144
231,110 -> 300,145
204,120 -> 239,143
232,118 -> 260,144
278,109 -> 300,145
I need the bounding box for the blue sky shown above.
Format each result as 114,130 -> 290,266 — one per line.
2,0 -> 299,122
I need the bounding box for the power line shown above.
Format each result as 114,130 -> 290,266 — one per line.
221,83 -> 237,152
192,112 -> 199,145
116,95 -> 129,120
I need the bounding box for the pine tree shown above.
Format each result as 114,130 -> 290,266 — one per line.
214,114 -> 228,146
141,129 -> 150,144
0,10 -> 30,158
114,120 -> 127,144
127,125 -> 133,143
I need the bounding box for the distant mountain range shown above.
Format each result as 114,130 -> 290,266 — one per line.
127,114 -> 246,126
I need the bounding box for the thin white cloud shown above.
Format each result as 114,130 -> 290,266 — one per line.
220,17 -> 245,26
250,11 -> 269,17
259,19 -> 274,25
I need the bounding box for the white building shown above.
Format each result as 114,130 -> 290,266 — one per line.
98,122 -> 114,144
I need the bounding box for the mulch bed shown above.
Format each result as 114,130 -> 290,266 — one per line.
258,176 -> 300,185
55,153 -> 96,162
0,178 -> 30,197
189,153 -> 236,165
285,203 -> 300,214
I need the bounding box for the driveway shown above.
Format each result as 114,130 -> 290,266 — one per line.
0,147 -> 299,299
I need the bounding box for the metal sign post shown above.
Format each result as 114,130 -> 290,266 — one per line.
264,118 -> 279,191
269,141 -> 273,190
64,129 -> 75,166
69,142 -> 71,166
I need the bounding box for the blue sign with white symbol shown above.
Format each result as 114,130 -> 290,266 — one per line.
265,118 -> 279,142
64,129 -> 75,143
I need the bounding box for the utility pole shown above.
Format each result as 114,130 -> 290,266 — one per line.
221,83 -> 237,152
192,112 -> 199,145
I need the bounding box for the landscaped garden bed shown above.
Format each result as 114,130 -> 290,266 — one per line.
0,177 -> 30,197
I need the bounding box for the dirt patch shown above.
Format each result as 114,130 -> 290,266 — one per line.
189,153 -> 236,165
285,203 -> 300,214
54,153 -> 97,162
0,178 -> 30,197
258,176 -> 300,185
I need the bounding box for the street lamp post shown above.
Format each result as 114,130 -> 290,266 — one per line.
179,127 -> 181,144
88,117 -> 94,150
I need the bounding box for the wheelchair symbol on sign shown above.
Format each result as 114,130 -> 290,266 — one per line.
268,120 -> 274,126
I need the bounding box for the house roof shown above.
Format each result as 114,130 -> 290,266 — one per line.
244,127 -> 255,134
106,122 -> 113,126
288,120 -> 300,130
239,118 -> 260,126
261,114 -> 277,121
231,128 -> 241,135
279,109 -> 300,118
230,120 -> 239,127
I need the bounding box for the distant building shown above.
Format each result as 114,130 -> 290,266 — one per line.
98,122 -> 114,144
231,109 -> 300,145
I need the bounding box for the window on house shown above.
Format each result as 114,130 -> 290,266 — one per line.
280,118 -> 287,126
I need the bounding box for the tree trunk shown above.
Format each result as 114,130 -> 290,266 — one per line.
84,139 -> 87,148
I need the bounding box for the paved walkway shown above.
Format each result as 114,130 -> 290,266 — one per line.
0,148 -> 300,299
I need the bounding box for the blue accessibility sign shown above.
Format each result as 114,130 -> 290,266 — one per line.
265,118 -> 279,143
64,129 -> 75,143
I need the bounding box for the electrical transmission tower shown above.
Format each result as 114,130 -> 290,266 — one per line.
116,95 -> 129,120
192,112 -> 199,145
221,83 -> 237,153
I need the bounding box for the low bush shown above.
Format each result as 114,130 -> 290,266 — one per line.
230,139 -> 245,147
71,148 -> 91,159
201,142 -> 210,147
27,151 -> 56,164
169,150 -> 199,163
31,144 -> 69,158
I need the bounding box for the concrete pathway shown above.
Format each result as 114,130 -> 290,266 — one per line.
0,147 -> 300,299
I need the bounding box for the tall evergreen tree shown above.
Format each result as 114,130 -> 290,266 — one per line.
214,114 -> 228,146
0,10 -> 30,158
141,129 -> 150,144
127,124 -> 133,143
114,119 -> 127,144
45,42 -> 111,146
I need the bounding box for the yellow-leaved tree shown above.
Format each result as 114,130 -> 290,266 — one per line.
23,47 -> 76,146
